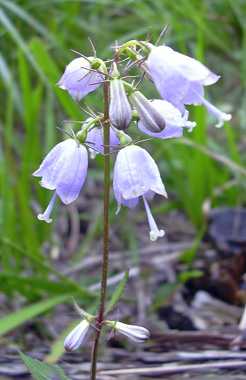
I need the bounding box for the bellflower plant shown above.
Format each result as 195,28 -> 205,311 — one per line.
147,45 -> 232,128
30,27 -> 232,380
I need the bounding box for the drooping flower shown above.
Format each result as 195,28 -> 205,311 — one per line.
138,99 -> 196,138
56,57 -> 103,103
81,118 -> 120,158
64,319 -> 90,351
33,139 -> 88,223
113,145 -> 167,241
109,77 -> 132,130
147,45 -> 232,127
129,90 -> 166,133
139,60 -> 154,84
105,320 -> 150,343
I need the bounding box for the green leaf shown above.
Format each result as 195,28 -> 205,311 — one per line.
178,270 -> 204,284
0,293 -> 77,337
0,273 -> 79,295
20,352 -> 72,380
105,269 -> 129,315
44,320 -> 80,364
153,282 -> 181,310
179,226 -> 205,267
0,7 -> 48,84
0,237 -> 97,297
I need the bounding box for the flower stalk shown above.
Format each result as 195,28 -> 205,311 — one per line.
90,80 -> 110,380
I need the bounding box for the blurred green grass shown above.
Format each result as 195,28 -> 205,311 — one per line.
0,0 -> 245,345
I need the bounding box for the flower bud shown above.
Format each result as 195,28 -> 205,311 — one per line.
64,319 -> 90,351
105,320 -> 150,343
129,91 -> 166,133
109,78 -> 132,130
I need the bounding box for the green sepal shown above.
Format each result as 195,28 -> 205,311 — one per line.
118,131 -> 132,146
72,297 -> 94,320
76,129 -> 87,144
90,59 -> 101,70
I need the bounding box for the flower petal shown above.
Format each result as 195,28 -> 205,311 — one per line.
56,144 -> 88,204
64,319 -> 90,351
33,139 -> 88,206
57,57 -> 103,102
113,145 -> 167,206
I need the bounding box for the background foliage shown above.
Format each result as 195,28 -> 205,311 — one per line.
0,0 -> 245,357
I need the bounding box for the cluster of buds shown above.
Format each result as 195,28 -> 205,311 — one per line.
33,34 -> 231,241
65,319 -> 150,351
64,303 -> 150,351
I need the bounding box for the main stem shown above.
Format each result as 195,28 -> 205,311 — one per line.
90,81 -> 110,380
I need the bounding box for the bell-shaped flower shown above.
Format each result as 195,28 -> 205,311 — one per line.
109,77 -> 132,130
56,57 -> 103,103
33,139 -> 88,223
113,145 -> 167,241
105,320 -> 150,343
81,118 -> 120,158
138,99 -> 196,138
64,319 -> 90,351
147,45 -> 232,128
139,60 -> 154,84
129,91 -> 166,133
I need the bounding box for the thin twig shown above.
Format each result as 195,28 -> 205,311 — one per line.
99,360 -> 246,376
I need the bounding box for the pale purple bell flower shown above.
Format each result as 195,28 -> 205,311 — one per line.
33,139 -> 88,223
82,118 -> 120,159
147,45 -> 232,128
64,319 -> 90,351
113,145 -> 167,241
138,99 -> 196,138
56,57 -> 103,103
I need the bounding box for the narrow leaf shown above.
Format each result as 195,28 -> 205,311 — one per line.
105,269 -> 129,315
20,352 -> 72,380
0,293 -> 77,336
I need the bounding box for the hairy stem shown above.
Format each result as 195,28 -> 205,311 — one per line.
90,81 -> 110,380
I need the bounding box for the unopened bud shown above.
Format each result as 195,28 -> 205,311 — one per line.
129,91 -> 166,132
105,320 -> 150,343
109,78 -> 132,130
64,319 -> 90,351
